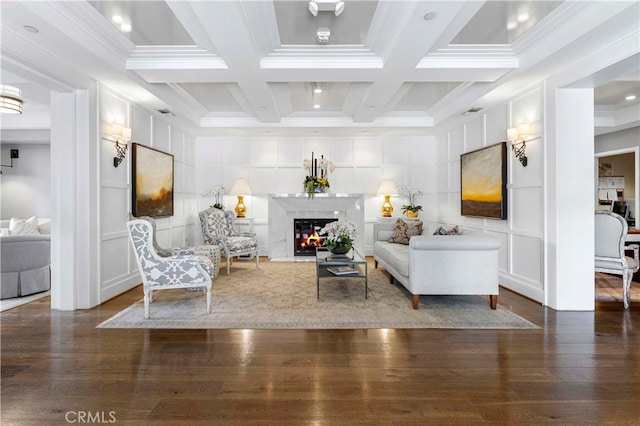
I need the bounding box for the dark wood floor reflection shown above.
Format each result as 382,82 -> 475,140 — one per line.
2,279 -> 639,424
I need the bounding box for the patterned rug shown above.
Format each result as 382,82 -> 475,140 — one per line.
98,260 -> 538,330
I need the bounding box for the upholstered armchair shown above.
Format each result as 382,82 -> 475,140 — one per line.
199,207 -> 259,275
130,214 -> 221,280
595,211 -> 639,309
127,220 -> 214,319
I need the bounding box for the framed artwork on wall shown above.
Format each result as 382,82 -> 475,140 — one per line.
131,143 -> 174,217
460,141 -> 507,219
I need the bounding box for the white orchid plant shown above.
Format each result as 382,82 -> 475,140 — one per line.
319,220 -> 357,251
398,185 -> 423,214
202,185 -> 226,210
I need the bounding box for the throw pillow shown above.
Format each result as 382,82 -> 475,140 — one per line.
433,225 -> 459,235
388,219 -> 423,245
9,216 -> 40,235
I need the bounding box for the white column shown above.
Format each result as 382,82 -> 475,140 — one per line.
50,88 -> 100,310
544,86 -> 595,310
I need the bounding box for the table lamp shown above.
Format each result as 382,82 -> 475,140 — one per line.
229,178 -> 251,218
376,180 -> 398,217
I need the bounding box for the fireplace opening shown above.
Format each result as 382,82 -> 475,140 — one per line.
294,218 -> 337,256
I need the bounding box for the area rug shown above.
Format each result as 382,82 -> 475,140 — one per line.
98,261 -> 538,330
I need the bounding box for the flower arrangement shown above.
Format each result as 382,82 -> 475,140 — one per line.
398,185 -> 423,215
319,220 -> 357,254
303,152 -> 335,198
202,186 -> 226,210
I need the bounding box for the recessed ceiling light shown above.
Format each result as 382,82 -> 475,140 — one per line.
314,87 -> 322,94
23,25 -> 39,33
517,12 -> 529,23
112,15 -> 123,24
368,105 -> 376,109
313,104 -> 321,109
626,95 -> 637,101
120,23 -> 132,33
507,21 -> 517,30
423,12 -> 437,21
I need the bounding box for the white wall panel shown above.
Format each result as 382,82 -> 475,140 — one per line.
485,105 -> 507,146
153,120 -> 170,152
383,139 -> 408,163
249,167 -> 277,194
465,118 -> 483,152
131,106 -> 151,146
487,230 -> 509,272
100,187 -> 127,234
302,139 -> 331,161
353,168 -> 380,194
330,138 -> 354,167
409,137 -> 435,166
449,128 -> 464,160
449,159 -> 460,193
410,167 -> 433,193
436,135 -> 449,163
381,166 -> 406,187
278,140 -> 301,166
185,164 -> 196,194
171,128 -> 184,162
331,167 -> 354,193
100,138 -> 127,182
511,234 -> 542,283
174,161 -> 185,193
173,193 -> 185,224
101,238 -> 130,283
437,163 -> 449,192
511,187 -> 542,233
197,139 -> 223,166
171,226 -> 184,247
185,135 -> 195,164
250,139 -> 278,166
354,139 -> 382,167
277,167 -> 302,193
224,167 -> 250,189
156,228 -> 171,249
223,140 -> 250,164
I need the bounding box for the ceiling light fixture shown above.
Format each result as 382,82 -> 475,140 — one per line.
308,0 -> 345,17
112,15 -> 123,24
517,12 -> 530,22
423,12 -> 437,21
0,84 -> 23,115
120,23 -> 132,33
626,95 -> 637,101
507,21 -> 517,30
316,28 -> 330,44
313,83 -> 323,94
313,104 -> 321,109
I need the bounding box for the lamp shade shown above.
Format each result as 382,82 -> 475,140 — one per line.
517,122 -> 530,137
507,127 -> 519,141
376,180 -> 398,196
229,178 -> 251,195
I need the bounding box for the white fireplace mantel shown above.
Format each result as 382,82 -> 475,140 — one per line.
268,193 -> 365,260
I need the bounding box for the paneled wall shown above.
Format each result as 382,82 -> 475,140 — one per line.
0,143 -> 51,219
195,136 -> 436,255
99,88 -> 197,302
434,85 -> 545,302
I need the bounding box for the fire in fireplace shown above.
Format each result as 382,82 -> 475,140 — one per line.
294,218 -> 337,256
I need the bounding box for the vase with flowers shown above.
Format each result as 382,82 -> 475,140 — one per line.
303,152 -> 335,198
319,220 -> 357,255
399,186 -> 423,218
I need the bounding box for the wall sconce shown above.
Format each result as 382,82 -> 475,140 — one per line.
108,123 -> 131,168
507,123 -> 530,167
229,178 -> 251,218
376,180 -> 398,217
0,149 -> 19,174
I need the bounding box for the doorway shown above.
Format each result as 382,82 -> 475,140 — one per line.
595,147 -> 639,229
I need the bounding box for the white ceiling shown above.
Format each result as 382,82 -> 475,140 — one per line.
1,0 -> 639,139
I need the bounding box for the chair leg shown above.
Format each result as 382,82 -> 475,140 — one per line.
490,295 -> 498,310
255,252 -> 260,269
206,285 -> 212,314
227,257 -> 231,275
623,272 -> 632,310
144,290 -> 151,319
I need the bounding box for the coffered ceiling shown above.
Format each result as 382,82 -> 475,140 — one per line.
1,1 -> 638,137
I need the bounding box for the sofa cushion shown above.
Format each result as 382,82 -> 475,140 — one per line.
388,219 -> 423,245
374,241 -> 410,276
9,216 -> 40,235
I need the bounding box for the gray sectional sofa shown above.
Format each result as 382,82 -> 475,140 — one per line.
1,219 -> 51,299
373,219 -> 501,309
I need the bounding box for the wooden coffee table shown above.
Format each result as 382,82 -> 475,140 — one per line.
315,247 -> 368,299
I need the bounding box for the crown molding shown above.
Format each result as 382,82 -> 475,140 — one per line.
126,46 -> 228,70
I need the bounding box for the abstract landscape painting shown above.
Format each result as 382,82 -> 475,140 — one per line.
132,143 -> 174,217
460,142 -> 507,219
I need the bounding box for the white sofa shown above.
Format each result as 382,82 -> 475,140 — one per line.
373,220 -> 500,310
0,218 -> 51,299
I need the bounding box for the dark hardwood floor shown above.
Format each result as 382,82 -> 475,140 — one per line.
2,269 -> 639,424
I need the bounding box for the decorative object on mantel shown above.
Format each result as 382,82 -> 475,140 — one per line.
303,152 -> 335,198
376,180 -> 398,217
229,178 -> 251,218
399,186 -> 423,218
320,220 -> 356,255
202,185 -> 225,210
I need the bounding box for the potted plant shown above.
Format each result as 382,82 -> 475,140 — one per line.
203,186 -> 225,210
399,186 -> 423,218
303,153 -> 335,198
319,220 -> 357,254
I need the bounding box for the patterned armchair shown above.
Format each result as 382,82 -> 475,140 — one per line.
199,207 -> 259,275
127,220 -> 214,319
